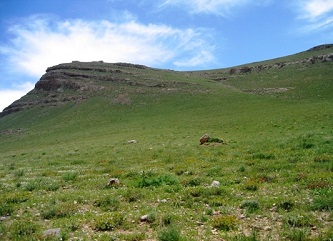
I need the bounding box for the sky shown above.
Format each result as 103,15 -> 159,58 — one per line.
0,0 -> 333,112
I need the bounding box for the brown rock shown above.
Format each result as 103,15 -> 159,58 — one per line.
200,134 -> 211,145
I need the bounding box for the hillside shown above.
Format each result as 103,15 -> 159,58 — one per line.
0,45 -> 332,240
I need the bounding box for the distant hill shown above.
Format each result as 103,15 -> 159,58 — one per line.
1,44 -> 333,118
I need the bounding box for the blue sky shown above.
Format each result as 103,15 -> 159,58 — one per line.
0,0 -> 333,111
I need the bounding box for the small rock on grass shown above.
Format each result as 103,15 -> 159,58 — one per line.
43,228 -> 61,237
140,215 -> 149,222
108,178 -> 120,186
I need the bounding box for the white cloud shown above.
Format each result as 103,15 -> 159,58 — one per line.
0,15 -> 215,79
174,50 -> 215,67
301,0 -> 333,19
0,82 -> 34,112
160,0 -> 272,16
295,0 -> 333,32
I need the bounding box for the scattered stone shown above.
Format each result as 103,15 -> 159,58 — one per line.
264,226 -> 272,231
108,178 -> 120,186
0,216 -> 8,222
270,205 -> 277,212
211,181 -> 220,187
140,215 -> 149,222
199,134 -> 211,145
43,228 -> 61,237
127,139 -> 138,144
213,210 -> 221,215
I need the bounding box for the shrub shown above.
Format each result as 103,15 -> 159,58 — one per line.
123,188 -> 142,202
94,196 -> 120,211
120,232 -> 146,241
14,169 -> 24,178
278,201 -> 294,212
244,180 -> 258,191
212,215 -> 238,231
283,213 -> 313,228
41,202 -> 76,219
183,177 -> 201,187
135,172 -> 178,188
62,172 -> 78,182
240,200 -> 260,213
94,212 -> 124,231
231,231 -> 259,241
299,138 -> 315,149
4,192 -> 30,204
146,211 -> 157,224
45,182 -> 61,191
312,189 -> 333,211
158,226 -> 181,241
162,214 -> 173,226
314,155 -> 331,163
10,220 -> 39,239
0,202 -> 14,216
283,228 -> 309,241
207,137 -> 224,144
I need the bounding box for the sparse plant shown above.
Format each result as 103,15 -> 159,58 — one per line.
94,212 -> 124,231
41,202 -> 76,219
10,220 -> 39,240
244,179 -> 258,191
162,214 -> 173,226
62,171 -> 78,182
231,231 -> 259,241
278,200 -> 294,212
312,188 -> 333,211
240,200 -> 260,213
283,213 -> 313,228
158,226 -> 181,241
212,215 -> 238,231
94,195 -> 120,211
14,169 -> 24,178
123,188 -> 142,202
314,154 -> 331,163
120,232 -> 146,241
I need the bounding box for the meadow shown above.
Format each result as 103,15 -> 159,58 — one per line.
0,49 -> 332,240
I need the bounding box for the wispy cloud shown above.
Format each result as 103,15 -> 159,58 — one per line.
159,0 -> 272,16
0,15 -> 215,80
0,82 -> 34,112
295,0 -> 333,32
300,0 -> 333,19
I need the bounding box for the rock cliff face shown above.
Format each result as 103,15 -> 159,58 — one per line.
0,61 -> 196,118
0,61 -> 144,117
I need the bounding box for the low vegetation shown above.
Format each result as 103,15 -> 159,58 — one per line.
0,46 -> 332,240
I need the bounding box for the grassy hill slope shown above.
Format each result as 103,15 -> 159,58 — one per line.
0,46 -> 332,240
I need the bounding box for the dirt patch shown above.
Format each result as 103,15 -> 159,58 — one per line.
112,93 -> 131,105
244,87 -> 293,95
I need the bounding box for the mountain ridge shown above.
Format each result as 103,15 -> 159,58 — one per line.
1,44 -> 333,118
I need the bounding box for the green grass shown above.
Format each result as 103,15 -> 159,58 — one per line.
0,49 -> 332,240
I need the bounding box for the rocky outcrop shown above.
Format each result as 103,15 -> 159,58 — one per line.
0,61 -> 200,118
228,52 -> 333,75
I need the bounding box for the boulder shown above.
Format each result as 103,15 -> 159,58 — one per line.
108,178 -> 120,186
200,134 -> 211,145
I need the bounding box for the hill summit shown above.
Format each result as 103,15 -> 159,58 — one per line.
1,44 -> 333,118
